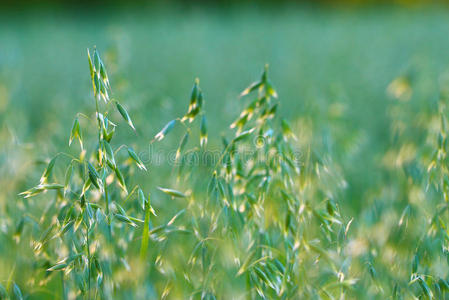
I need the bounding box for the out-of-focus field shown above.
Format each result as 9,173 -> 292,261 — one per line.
1,5 -> 449,299
2,6 -> 448,197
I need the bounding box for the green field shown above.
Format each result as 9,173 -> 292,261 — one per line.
1,5 -> 449,299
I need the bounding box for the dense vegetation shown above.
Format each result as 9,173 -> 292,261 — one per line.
1,6 -> 449,299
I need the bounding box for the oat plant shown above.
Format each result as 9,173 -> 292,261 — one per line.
20,48 -> 151,299
18,50 -> 356,300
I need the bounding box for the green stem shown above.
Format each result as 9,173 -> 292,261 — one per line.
140,193 -> 151,260
104,184 -> 112,240
213,141 -> 234,172
95,97 -> 101,129
96,96 -> 112,239
60,272 -> 67,300
86,225 -> 91,300
95,97 -> 102,150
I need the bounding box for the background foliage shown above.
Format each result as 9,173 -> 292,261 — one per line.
1,3 -> 449,299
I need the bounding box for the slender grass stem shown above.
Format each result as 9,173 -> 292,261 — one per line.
86,225 -> 91,300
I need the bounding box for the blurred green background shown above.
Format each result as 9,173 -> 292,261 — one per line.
2,3 -> 448,204
1,1 -> 449,298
